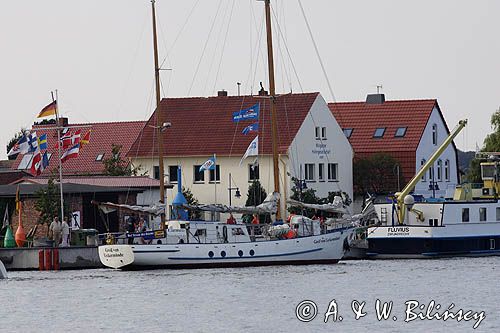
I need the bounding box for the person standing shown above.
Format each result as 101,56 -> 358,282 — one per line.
61,217 -> 70,247
49,216 -> 62,247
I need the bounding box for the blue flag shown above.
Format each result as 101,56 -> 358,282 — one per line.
41,151 -> 50,170
199,156 -> 216,172
38,134 -> 48,150
232,103 -> 259,122
242,123 -> 259,135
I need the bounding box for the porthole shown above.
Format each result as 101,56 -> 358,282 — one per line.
249,249 -> 255,256
208,251 -> 214,258
221,251 -> 226,258
238,250 -> 243,257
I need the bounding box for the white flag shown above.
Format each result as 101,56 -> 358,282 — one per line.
240,136 -> 258,166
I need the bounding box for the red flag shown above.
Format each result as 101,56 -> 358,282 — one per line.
30,150 -> 42,176
61,144 -> 80,163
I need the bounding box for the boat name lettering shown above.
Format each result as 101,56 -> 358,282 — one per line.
313,237 -> 336,244
103,247 -> 124,258
387,227 -> 410,236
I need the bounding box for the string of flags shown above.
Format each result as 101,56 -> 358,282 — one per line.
233,103 -> 259,165
7,100 -> 92,177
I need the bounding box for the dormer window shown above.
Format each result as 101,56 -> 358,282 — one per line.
343,128 -> 353,138
432,124 -> 438,145
395,127 -> 407,137
373,128 -> 386,138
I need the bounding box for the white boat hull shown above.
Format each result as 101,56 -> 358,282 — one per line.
99,228 -> 352,269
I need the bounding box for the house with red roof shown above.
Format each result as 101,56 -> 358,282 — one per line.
129,91 -> 353,218
329,94 -> 459,198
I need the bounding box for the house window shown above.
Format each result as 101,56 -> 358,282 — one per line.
96,153 -> 105,161
249,164 -> 259,181
304,163 -> 315,181
153,166 -> 160,180
373,127 -> 386,138
343,128 -> 353,138
61,127 -> 69,135
444,160 -> 450,181
421,159 -> 426,181
437,160 -> 442,181
321,127 -> 327,140
395,127 -> 407,137
315,126 -> 320,139
462,208 -> 469,222
429,165 -> 434,181
318,163 -> 325,182
193,165 -> 205,183
327,163 -> 338,181
209,165 -> 221,183
169,165 -> 178,183
479,207 -> 487,222
432,124 -> 438,145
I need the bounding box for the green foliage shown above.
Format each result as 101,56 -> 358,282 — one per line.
182,186 -> 201,220
353,153 -> 402,195
466,107 -> 500,183
102,144 -> 140,176
34,178 -> 60,225
243,180 -> 270,223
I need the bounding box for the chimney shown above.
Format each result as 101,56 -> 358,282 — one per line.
217,90 -> 228,97
58,117 -> 69,127
366,94 -> 385,104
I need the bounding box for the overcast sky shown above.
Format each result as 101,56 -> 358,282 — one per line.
1,0 -> 499,159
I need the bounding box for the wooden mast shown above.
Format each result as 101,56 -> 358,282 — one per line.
264,0 -> 281,220
151,0 -> 166,224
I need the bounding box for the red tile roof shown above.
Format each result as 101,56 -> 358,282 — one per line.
12,120 -> 146,176
12,176 -> 160,188
329,99 -> 441,182
128,93 -> 320,158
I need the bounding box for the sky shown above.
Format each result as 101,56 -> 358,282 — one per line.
1,0 -> 499,159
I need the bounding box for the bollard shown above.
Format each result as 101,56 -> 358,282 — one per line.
38,250 -> 45,271
44,249 -> 53,270
52,249 -> 59,271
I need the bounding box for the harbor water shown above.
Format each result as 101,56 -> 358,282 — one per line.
1,257 -> 499,332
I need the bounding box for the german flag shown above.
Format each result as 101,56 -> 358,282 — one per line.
81,130 -> 91,146
37,100 -> 57,118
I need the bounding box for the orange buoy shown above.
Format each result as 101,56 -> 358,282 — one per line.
285,229 -> 296,239
38,250 -> 45,271
44,249 -> 53,271
52,249 -> 60,271
15,201 -> 26,247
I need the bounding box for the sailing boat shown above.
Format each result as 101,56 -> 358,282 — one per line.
98,0 -> 354,269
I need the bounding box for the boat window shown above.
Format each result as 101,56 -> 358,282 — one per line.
209,165 -> 221,183
304,163 -> 315,181
194,229 -> 206,237
343,128 -> 353,138
373,127 -> 386,138
481,164 -> 495,180
496,207 -> 500,221
193,165 -> 205,183
428,219 -> 433,227
169,165 -> 178,183
462,208 -> 470,222
480,207 -> 487,221
395,127 -> 407,137
318,163 -> 325,182
232,228 -> 245,236
434,219 -> 439,227
491,239 -> 496,250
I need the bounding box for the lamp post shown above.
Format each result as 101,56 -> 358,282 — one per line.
228,173 -> 241,206
428,167 -> 440,198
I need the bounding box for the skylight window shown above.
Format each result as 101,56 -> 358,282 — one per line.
395,127 -> 407,137
343,128 -> 353,138
373,128 -> 386,138
96,153 -> 105,161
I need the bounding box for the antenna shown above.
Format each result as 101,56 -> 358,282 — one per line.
376,84 -> 383,94
237,82 -> 241,96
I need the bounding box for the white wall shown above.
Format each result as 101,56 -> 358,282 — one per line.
287,94 -> 353,201
415,107 -> 459,198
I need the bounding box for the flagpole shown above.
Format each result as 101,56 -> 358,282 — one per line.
53,90 -> 65,220
214,154 -> 217,206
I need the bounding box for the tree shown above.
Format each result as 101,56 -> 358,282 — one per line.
103,144 -> 139,176
34,177 -> 61,234
466,107 -> 500,183
6,128 -> 26,160
243,180 -> 271,223
182,187 -> 201,220
353,153 -> 402,195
